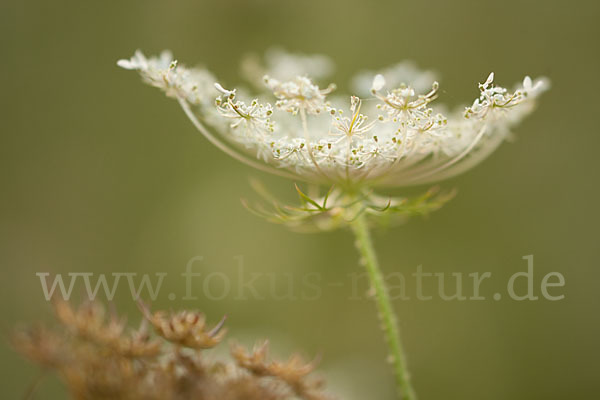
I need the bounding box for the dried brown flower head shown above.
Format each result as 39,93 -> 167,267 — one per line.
232,340 -> 328,400
139,301 -> 226,350
13,299 -> 337,400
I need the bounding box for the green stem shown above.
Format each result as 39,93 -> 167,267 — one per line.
350,212 -> 417,400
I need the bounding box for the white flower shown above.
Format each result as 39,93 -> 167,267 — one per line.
118,50 -> 217,106
372,78 -> 440,127
264,75 -> 336,115
119,49 -> 548,188
329,96 -> 376,143
214,84 -> 274,137
463,72 -> 546,122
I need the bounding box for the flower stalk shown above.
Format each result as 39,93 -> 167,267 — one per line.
350,212 -> 417,400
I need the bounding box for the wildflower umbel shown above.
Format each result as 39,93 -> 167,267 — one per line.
119,49 -> 548,400
119,50 -> 547,189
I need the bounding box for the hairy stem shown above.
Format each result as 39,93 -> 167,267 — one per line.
350,212 -> 417,400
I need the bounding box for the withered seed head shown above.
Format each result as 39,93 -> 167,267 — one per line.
139,301 -> 227,349
14,299 -> 335,400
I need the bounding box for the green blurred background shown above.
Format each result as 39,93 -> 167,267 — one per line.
2,0 -> 599,398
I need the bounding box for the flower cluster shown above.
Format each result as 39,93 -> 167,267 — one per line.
14,299 -> 335,400
118,50 -> 547,189
118,50 -> 217,106
330,96 -> 376,142
215,84 -> 275,135
231,341 -> 325,399
264,75 -> 336,115
139,302 -> 227,349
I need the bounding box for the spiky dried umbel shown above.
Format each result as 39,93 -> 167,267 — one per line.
232,340 -> 327,400
138,301 -> 227,350
13,300 -> 336,400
